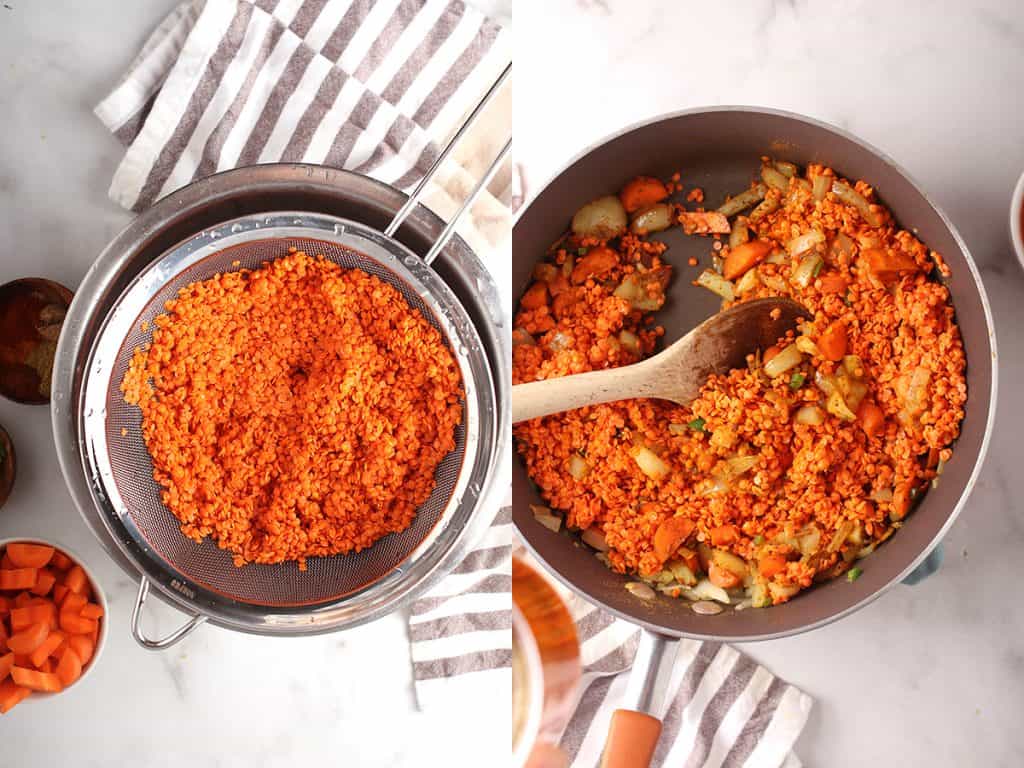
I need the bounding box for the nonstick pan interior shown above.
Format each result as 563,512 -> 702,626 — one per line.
512,107 -> 996,641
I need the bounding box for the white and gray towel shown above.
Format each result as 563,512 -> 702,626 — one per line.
95,0 -> 513,260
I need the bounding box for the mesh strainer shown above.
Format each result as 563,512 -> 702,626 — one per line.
63,67 -> 510,649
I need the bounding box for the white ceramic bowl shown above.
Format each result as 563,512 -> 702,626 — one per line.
1,537 -> 108,700
1010,169 -> 1024,269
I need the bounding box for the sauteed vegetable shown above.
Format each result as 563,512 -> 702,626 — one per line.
514,159 -> 965,609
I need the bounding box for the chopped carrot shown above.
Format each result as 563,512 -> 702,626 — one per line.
49,552 -> 73,571
892,481 -> 914,521
759,553 -> 788,578
723,240 -> 772,281
0,569 -> 39,591
817,273 -> 849,294
10,667 -> 62,693
863,247 -> 919,279
0,653 -> 12,683
857,401 -> 885,439
619,176 -> 669,213
59,612 -> 96,637
12,592 -> 31,608
52,584 -> 68,605
29,632 -> 65,670
37,657 -> 53,674
0,597 -> 8,617
653,517 -> 696,562
818,320 -> 848,361
67,635 -> 94,667
80,604 -> 103,621
63,566 -> 88,596
571,246 -> 619,284
709,525 -> 739,547
7,623 -> 50,656
708,562 -> 742,589
519,281 -> 549,311
763,345 -> 782,364
31,569 -> 57,597
0,554 -> 13,570
10,604 -> 56,632
55,648 -> 82,689
6,544 -> 54,569
0,679 -> 31,713
0,621 -> 7,653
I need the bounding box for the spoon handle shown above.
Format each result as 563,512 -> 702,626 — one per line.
512,358 -> 661,423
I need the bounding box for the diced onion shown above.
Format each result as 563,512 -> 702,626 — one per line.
685,579 -> 731,604
668,560 -> 698,586
716,183 -> 767,217
568,454 -> 590,480
792,253 -> 824,288
870,487 -> 894,503
811,174 -> 830,201
831,181 -> 883,227
826,390 -> 857,421
734,266 -> 761,296
795,336 -> 820,356
668,423 -> 688,436
633,446 -> 670,480
531,505 -> 561,532
786,229 -> 825,257
725,454 -> 759,477
625,582 -> 657,601
797,525 -> 821,555
761,165 -> 790,192
773,160 -> 798,178
712,548 -> 748,578
572,195 -> 628,238
619,329 -> 641,354
763,343 -> 803,378
815,369 -> 837,395
695,269 -> 735,302
630,203 -> 673,234
765,249 -> 788,265
749,196 -> 780,222
795,405 -> 825,425
729,218 -> 750,248
581,526 -> 610,552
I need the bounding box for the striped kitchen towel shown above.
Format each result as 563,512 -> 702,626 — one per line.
95,0 -> 513,262
409,502 -> 513,709
516,551 -> 812,768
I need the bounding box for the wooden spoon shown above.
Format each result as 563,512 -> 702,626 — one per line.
513,297 -> 809,423
0,424 -> 14,510
0,278 -> 74,404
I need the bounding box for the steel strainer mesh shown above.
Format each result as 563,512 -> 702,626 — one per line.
84,217 -> 485,610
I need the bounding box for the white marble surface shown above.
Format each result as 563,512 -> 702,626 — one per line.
0,1 -> 511,765
515,0 -> 1024,765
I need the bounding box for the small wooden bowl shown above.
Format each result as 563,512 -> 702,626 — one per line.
0,278 -> 74,404
0,424 -> 13,509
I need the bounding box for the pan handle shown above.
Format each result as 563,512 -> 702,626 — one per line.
130,577 -> 207,651
600,630 -> 679,768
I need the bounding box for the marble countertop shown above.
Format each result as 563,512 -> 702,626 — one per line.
0,1 -> 511,765
515,0 -> 1024,765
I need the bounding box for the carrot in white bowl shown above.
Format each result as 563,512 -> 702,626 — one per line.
0,541 -> 104,713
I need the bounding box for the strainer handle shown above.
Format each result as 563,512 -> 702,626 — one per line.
131,577 -> 208,651
384,62 -> 510,239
